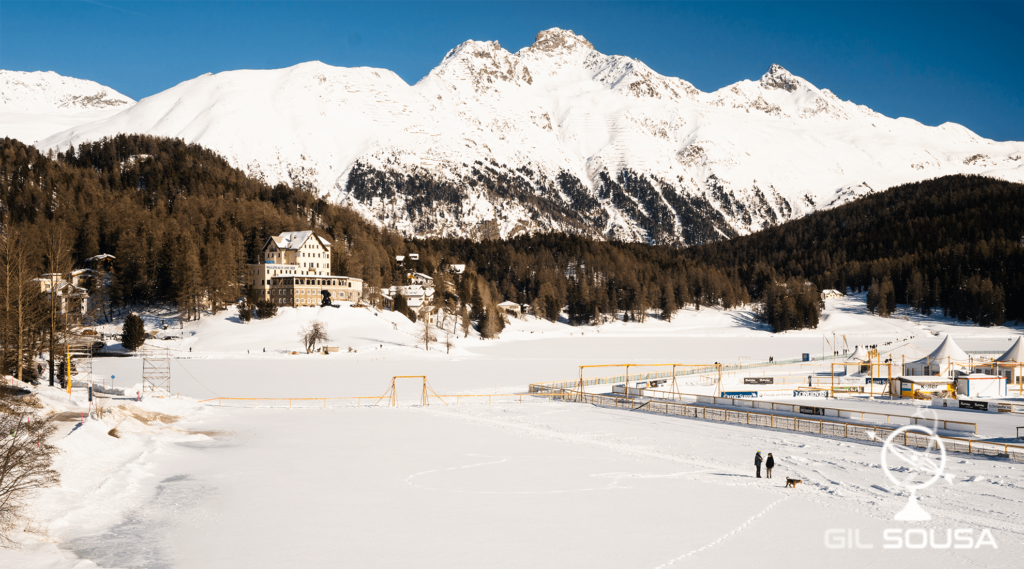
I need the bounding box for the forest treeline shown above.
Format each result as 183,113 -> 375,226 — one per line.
683,175 -> 1023,326
0,135 -> 398,315
2,135 -> 1020,345
403,176 -> 1024,329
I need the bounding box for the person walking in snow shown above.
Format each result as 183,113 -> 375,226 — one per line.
765,453 -> 775,479
754,451 -> 763,478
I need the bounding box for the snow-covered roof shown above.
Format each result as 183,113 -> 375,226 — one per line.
268,231 -> 329,251
497,301 -> 521,308
846,346 -> 869,362
390,285 -> 433,298
85,253 -> 116,262
923,335 -> 970,362
997,336 -> 1024,363
411,272 -> 433,280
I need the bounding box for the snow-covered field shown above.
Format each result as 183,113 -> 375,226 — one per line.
4,295 -> 1022,568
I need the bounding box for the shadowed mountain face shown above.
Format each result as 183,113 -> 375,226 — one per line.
9,29 -> 1023,245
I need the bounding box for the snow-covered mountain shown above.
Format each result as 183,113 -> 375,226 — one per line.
0,70 -> 134,145
13,29 -> 1024,244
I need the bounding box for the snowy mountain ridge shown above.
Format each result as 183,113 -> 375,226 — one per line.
6,29 -> 1024,244
1,70 -> 135,146
1,70 -> 134,113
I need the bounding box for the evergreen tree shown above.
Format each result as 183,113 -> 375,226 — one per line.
458,304 -> 470,338
237,299 -> 253,323
392,292 -> 409,315
660,281 -> 677,321
469,284 -> 484,322
255,300 -> 278,319
121,313 -> 146,351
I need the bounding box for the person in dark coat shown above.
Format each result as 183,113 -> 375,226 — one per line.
754,451 -> 763,478
765,453 -> 775,479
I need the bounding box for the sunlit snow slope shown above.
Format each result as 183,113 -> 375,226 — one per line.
14,29 -> 1024,244
0,70 -> 134,145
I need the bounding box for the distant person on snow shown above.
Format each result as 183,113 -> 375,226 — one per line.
755,451 -> 763,478
765,453 -> 775,479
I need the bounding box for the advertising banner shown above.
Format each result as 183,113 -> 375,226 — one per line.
959,400 -> 989,412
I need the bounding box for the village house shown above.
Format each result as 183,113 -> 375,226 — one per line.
381,284 -> 441,325
820,289 -> 845,300
409,272 -> 433,286
247,231 -> 363,307
34,268 -> 97,315
382,284 -> 433,310
497,301 -> 523,317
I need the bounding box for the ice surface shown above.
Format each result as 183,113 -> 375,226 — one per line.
4,294 -> 1022,568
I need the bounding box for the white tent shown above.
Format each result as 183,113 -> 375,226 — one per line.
846,346 -> 869,362
997,336 -> 1024,363
904,335 -> 970,376
977,336 -> 1024,384
927,335 -> 970,361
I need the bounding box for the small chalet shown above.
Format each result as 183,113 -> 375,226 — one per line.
497,301 -> 522,317
820,289 -> 845,300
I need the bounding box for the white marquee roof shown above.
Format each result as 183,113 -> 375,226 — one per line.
923,335 -> 969,362
846,346 -> 869,362
997,336 -> 1024,363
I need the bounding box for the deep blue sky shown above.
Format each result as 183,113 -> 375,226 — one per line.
2,1 -> 1022,141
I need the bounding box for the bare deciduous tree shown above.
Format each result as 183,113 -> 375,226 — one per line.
444,326 -> 453,355
419,305 -> 435,351
43,226 -> 74,387
0,222 -> 45,383
0,395 -> 60,545
299,320 -> 329,354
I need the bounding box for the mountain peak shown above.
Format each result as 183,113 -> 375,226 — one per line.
0,70 -> 134,113
529,28 -> 594,53
760,63 -> 801,92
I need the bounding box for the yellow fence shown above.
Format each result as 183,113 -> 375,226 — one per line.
198,392 -> 562,409
200,397 -> 389,408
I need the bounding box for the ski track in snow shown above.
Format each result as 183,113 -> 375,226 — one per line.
405,453 -> 717,494
652,496 -> 790,568
423,402 -> 1024,540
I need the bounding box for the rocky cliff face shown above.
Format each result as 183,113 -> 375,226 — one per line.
20,28 -> 1024,245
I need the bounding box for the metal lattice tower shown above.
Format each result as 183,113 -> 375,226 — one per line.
66,333 -> 95,388
142,347 -> 172,398
75,346 -> 93,386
